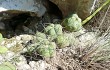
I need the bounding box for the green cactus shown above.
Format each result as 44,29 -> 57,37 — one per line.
36,31 -> 47,39
27,31 -> 56,57
56,35 -> 70,48
62,14 -> 82,32
0,62 -> 16,70
35,31 -> 47,42
0,46 -> 8,54
26,32 -> 47,52
45,24 -> 63,38
37,41 -> 56,57
54,24 -> 63,35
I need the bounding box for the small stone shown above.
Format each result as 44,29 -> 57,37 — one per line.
16,36 -> 21,41
17,64 -> 31,70
29,60 -> 46,70
0,55 -> 4,64
16,56 -> 29,70
6,41 -> 16,48
20,35 -> 34,44
19,55 -> 27,62
4,51 -> 15,60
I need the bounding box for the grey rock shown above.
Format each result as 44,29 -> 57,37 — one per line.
0,0 -> 46,17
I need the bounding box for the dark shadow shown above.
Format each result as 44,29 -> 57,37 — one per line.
57,66 -> 64,70
21,51 -> 43,64
0,0 -> 63,38
42,0 -> 63,22
0,12 -> 42,38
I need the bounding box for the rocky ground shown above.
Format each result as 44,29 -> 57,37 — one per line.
0,0 -> 110,70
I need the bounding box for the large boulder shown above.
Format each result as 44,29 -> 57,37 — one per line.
50,0 -> 95,20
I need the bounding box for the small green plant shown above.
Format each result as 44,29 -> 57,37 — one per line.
26,32 -> 47,52
27,32 -> 56,57
37,41 -> 56,57
0,33 -> 8,54
0,46 -> 8,54
55,35 -> 70,48
35,31 -> 47,42
45,24 -> 63,38
0,62 -> 16,70
45,24 -> 71,48
62,14 -> 82,32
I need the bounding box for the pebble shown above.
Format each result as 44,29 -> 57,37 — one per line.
29,60 -> 46,70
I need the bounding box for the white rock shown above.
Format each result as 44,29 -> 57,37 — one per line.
6,41 -> 16,48
19,55 -> 27,62
16,56 -> 30,70
29,60 -> 46,70
4,51 -> 15,60
20,34 -> 35,44
15,56 -> 26,65
78,32 -> 96,46
16,36 -> 21,41
17,64 -> 31,70
0,55 -> 4,64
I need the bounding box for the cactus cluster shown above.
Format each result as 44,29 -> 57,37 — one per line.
27,14 -> 81,57
27,32 -> 56,57
62,14 -> 82,32
45,24 -> 63,38
45,24 -> 70,48
37,41 -> 56,57
55,35 -> 70,48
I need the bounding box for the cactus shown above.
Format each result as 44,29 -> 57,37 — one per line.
56,35 -> 70,48
45,24 -> 63,38
62,14 -> 82,32
27,32 -> 56,57
0,62 -> 16,70
37,41 -> 56,57
0,46 -> 8,54
35,31 -> 47,42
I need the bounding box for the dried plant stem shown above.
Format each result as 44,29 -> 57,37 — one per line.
82,0 -> 110,25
